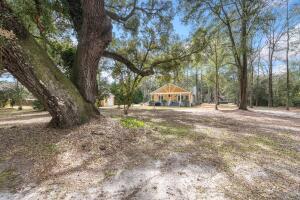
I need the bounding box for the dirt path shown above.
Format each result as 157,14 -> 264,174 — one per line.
0,106 -> 299,199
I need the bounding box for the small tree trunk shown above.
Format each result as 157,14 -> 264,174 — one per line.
286,0 -> 290,111
214,40 -> 219,110
268,47 -> 274,107
250,62 -> 254,108
16,81 -> 23,110
239,8 -> 248,110
124,99 -> 131,115
239,69 -> 248,110
236,77 -> 240,106
208,87 -> 211,103
195,70 -> 198,103
124,106 -> 129,115
200,69 -> 203,103
215,67 -> 219,110
1,1 -> 97,128
256,54 -> 260,107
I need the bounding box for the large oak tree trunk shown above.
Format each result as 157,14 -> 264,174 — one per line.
0,0 -> 97,128
70,0 -> 112,104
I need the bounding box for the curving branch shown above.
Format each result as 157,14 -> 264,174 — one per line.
103,41 -> 207,78
106,0 -> 137,23
150,45 -> 206,68
103,51 -> 154,77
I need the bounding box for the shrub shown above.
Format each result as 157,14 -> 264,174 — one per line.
293,96 -> 300,107
120,117 -> 145,129
32,100 -> 44,111
149,100 -> 155,106
162,99 -> 167,106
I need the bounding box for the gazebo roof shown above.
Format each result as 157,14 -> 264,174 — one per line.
150,83 -> 191,94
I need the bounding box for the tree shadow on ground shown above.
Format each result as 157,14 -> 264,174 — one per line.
98,108 -> 299,199
0,108 -> 299,199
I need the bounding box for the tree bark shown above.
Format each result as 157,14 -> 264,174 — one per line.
256,54 -> 260,107
208,87 -> 211,103
200,69 -> 203,103
268,44 -> 274,107
215,65 -> 219,110
16,81 -> 23,110
239,8 -> 248,110
0,0 -> 97,128
195,67 -> 199,104
71,0 -> 112,104
250,61 -> 254,108
214,42 -> 219,110
286,0 -> 290,111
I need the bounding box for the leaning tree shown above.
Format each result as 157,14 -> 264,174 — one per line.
0,0 -> 170,127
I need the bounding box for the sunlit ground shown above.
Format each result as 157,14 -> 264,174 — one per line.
0,105 -> 299,199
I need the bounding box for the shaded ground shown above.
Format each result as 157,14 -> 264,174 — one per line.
0,105 -> 299,199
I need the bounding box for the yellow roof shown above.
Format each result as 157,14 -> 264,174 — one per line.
150,83 -> 191,94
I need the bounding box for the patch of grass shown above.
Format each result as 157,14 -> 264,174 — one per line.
0,156 -> 5,163
0,155 -> 11,164
104,170 -> 117,178
243,135 -> 299,160
148,121 -> 192,138
120,117 -> 145,129
255,136 -> 278,147
110,115 -> 121,119
0,169 -> 18,190
45,144 -> 58,154
160,126 -> 190,137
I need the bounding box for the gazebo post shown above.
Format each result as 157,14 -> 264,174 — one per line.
179,93 -> 182,107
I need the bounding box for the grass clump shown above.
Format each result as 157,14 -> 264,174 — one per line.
0,169 -> 18,190
160,126 -> 190,137
121,117 -> 145,129
0,156 -> 5,163
44,144 -> 58,154
148,121 -> 192,138
104,170 -> 117,178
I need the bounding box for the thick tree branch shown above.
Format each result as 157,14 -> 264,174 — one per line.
103,51 -> 154,76
106,0 -> 137,22
150,45 -> 205,68
66,0 -> 82,34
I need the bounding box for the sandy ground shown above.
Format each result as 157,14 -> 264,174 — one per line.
0,105 -> 299,200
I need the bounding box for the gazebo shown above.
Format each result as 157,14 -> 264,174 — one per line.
150,83 -> 193,107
